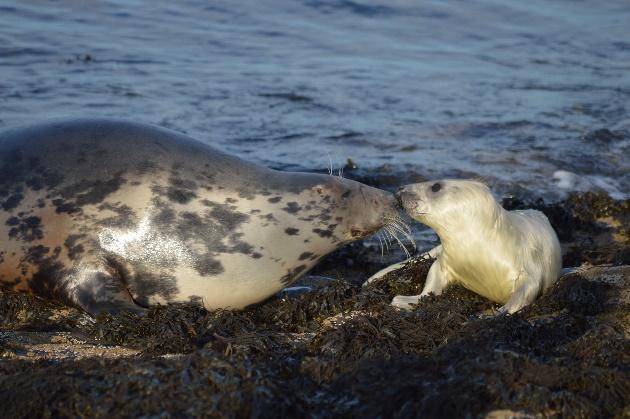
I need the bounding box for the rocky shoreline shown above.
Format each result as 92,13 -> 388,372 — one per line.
1,191 -> 628,418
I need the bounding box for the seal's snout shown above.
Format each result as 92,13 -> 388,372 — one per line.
395,188 -> 416,208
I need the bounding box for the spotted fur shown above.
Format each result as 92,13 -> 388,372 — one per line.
0,119 -> 397,314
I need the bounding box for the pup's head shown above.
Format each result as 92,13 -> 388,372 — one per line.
396,179 -> 499,233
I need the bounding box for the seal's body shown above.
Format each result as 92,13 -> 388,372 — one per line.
381,180 -> 561,313
0,119 -> 397,314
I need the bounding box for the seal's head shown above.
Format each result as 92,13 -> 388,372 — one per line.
396,179 -> 500,234
300,175 -> 400,243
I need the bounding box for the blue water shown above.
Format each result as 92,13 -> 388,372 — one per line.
1,0 -> 629,201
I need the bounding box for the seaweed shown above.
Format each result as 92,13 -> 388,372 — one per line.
0,290 -> 89,332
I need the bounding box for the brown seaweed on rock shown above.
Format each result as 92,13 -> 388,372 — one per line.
324,266 -> 629,418
2,264 -> 627,418
0,290 -> 89,332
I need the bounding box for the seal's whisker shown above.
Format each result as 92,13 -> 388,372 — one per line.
376,230 -> 385,258
391,222 -> 411,238
394,225 -> 411,253
385,214 -> 412,233
383,227 -> 393,248
388,220 -> 416,249
382,229 -> 391,250
389,224 -> 416,251
383,222 -> 398,242
384,216 -> 415,250
386,215 -> 410,234
384,226 -> 397,246
384,226 -> 411,258
385,226 -> 409,260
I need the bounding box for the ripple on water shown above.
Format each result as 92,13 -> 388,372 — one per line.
0,0 -> 628,200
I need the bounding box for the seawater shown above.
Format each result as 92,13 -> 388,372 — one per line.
1,0 -> 629,203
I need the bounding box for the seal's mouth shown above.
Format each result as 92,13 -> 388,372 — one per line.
344,187 -> 414,256
348,222 -> 385,239
350,228 -> 369,239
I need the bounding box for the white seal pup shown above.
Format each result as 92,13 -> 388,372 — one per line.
0,119 -> 400,314
372,179 -> 562,314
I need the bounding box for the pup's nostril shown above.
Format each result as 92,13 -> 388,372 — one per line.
396,191 -> 417,205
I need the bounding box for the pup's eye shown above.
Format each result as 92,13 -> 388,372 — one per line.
431,182 -> 441,193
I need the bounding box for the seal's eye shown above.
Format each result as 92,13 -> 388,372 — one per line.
431,182 -> 441,193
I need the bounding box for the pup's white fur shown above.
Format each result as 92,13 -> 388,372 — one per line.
385,180 -> 561,314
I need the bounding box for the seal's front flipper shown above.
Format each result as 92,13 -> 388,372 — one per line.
391,257 -> 449,311
419,257 -> 448,296
498,271 -> 541,314
391,294 -> 422,310
365,245 -> 442,287
364,257 -> 414,286
68,266 -> 145,316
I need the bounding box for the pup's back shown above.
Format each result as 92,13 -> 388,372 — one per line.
510,209 -> 562,293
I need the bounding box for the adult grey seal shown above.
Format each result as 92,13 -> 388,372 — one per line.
367,180 -> 562,314
0,119 -> 399,314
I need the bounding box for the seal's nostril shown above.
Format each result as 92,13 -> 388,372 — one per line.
396,191 -> 419,207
